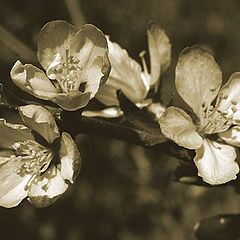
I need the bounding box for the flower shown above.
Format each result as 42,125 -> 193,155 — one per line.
97,21 -> 171,106
10,20 -> 111,111
159,46 -> 240,185
0,104 -> 81,207
84,22 -> 170,118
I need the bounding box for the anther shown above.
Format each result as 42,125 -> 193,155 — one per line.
54,66 -> 63,74
69,66 -> 76,71
223,94 -> 228,100
14,168 -> 21,174
231,99 -> 237,105
209,106 -> 214,111
73,59 -> 80,65
232,106 -> 237,113
13,142 -> 21,149
209,87 -> 216,92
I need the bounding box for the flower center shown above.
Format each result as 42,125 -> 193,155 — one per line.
202,109 -> 233,135
12,140 -> 53,176
199,94 -> 236,135
47,50 -> 84,93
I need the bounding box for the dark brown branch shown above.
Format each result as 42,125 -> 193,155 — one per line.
60,110 -> 195,163
60,111 -> 150,146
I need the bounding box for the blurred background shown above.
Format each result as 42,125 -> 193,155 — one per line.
1,0 -> 240,239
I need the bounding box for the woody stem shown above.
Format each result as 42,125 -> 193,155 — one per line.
60,110 -> 195,163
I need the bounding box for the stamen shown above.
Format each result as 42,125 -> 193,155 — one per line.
202,108 -> 233,134
212,141 -> 222,149
223,94 -> 228,100
54,65 -> 63,74
209,87 -> 216,92
139,50 -> 149,75
232,106 -> 237,113
13,140 -> 53,177
49,50 -> 83,93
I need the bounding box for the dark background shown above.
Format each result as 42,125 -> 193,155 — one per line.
1,0 -> 240,239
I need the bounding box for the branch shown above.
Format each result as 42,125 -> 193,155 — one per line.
59,110 -> 240,191
61,111 -> 150,146
60,110 -> 195,162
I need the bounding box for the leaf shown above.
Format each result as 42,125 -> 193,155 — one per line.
195,214 -> 240,240
117,90 -> 166,146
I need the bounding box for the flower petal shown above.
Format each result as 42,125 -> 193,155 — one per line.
59,132 -> 81,183
214,72 -> 240,124
218,126 -> 240,147
159,107 -> 203,149
28,166 -> 68,208
96,37 -> 148,106
51,91 -> 91,111
0,176 -> 31,208
147,21 -> 171,85
82,107 -> 123,118
0,118 -> 34,149
37,20 -> 78,70
10,60 -> 58,100
19,105 -> 59,143
84,54 -> 110,98
194,139 -> 239,185
0,153 -> 32,208
175,46 -> 222,119
69,24 -> 111,98
95,80 -> 121,106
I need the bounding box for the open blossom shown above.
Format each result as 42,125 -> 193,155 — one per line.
10,20 -> 111,111
84,22 -> 170,118
0,105 -> 80,208
159,46 -> 240,185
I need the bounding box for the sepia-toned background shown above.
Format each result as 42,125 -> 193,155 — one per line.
1,0 -> 240,239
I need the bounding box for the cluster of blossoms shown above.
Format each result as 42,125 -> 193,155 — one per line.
1,19 -> 240,208
0,105 -> 80,207
2,20 -> 110,207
